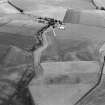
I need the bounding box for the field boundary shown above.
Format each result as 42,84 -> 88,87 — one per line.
91,0 -> 98,9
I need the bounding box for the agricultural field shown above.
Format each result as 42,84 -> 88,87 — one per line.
0,0 -> 105,105
29,61 -> 100,105
10,0 -> 95,20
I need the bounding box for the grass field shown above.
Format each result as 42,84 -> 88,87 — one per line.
73,74 -> 105,105
29,61 -> 100,105
0,23 -> 105,62
9,0 -> 95,20
0,0 -> 105,105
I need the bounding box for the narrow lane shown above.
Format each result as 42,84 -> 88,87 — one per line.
74,60 -> 105,105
